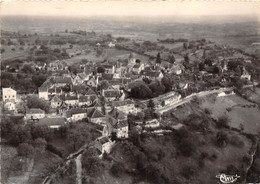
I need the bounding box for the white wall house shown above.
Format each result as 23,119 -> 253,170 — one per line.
66,108 -> 87,122
95,136 -> 116,155
117,122 -> 128,138
4,101 -> 16,111
2,88 -> 17,102
144,119 -> 160,128
26,108 -> 45,120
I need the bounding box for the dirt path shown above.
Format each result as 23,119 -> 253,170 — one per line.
75,154 -> 82,184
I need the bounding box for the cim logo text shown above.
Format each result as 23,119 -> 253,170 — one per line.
216,173 -> 240,183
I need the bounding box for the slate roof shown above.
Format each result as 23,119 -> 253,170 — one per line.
51,95 -> 63,102
88,109 -> 105,119
101,73 -> 114,80
27,108 -> 45,114
65,95 -> 78,101
66,108 -> 86,118
54,77 -> 72,84
111,100 -> 134,107
38,117 -> 66,127
86,88 -> 96,96
117,120 -> 128,128
109,108 -> 127,120
102,64 -> 114,69
98,136 -> 110,145
140,70 -> 162,77
103,90 -> 121,98
133,64 -> 141,69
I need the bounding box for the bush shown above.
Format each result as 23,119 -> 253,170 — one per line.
178,139 -> 195,157
230,135 -> 244,148
216,115 -> 230,128
216,131 -> 229,147
18,143 -> 35,158
181,165 -> 196,179
204,108 -> 212,115
110,162 -> 125,177
46,144 -> 63,157
33,138 -> 47,152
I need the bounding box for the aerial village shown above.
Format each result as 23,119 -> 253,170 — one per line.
2,46 -> 254,157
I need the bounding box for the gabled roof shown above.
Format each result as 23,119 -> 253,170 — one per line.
38,117 -> 66,126
27,108 -> 45,114
86,88 -> 96,96
97,136 -> 110,145
51,95 -> 62,102
54,76 -> 72,84
65,95 -> 78,101
2,88 -> 16,94
104,90 -> 121,98
92,100 -> 103,108
66,108 -> 86,118
109,108 -> 127,120
101,73 -> 114,80
140,70 -> 162,77
111,99 -> 134,107
78,72 -> 88,80
133,64 -> 141,69
102,64 -> 114,69
88,109 -> 105,119
117,120 -> 128,128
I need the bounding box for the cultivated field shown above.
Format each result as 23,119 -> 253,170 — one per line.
201,94 -> 260,134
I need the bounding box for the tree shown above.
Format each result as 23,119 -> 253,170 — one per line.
97,80 -> 109,91
161,75 -> 173,92
18,143 -> 35,158
149,80 -> 166,96
27,95 -> 50,113
183,42 -> 188,50
199,62 -> 205,71
156,53 -> 161,64
11,125 -> 32,146
137,112 -> 145,120
33,137 -> 47,152
21,64 -> 34,73
204,58 -> 213,66
148,99 -> 155,110
31,124 -> 52,141
184,54 -> 190,64
216,115 -> 229,128
213,66 -> 220,74
61,84 -> 71,93
82,148 -> 103,176
216,131 -> 229,147
32,74 -> 47,87
110,162 -> 125,177
1,79 -> 12,88
168,54 -> 175,64
130,84 -> 153,99
136,59 -> 141,64
97,66 -> 105,73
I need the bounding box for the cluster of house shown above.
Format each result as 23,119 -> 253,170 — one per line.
3,49 -> 254,155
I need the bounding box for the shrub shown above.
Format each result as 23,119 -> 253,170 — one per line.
181,165 -> 196,179
216,115 -> 230,129
216,131 -> 229,147
204,108 -> 212,115
18,143 -> 35,158
178,139 -> 195,157
110,162 -> 125,177
230,135 -> 244,148
46,144 -> 63,157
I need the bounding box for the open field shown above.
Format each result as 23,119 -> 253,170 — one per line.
201,94 -> 260,134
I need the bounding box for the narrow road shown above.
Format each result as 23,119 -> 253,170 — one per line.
75,154 -> 82,184
156,87 -> 233,114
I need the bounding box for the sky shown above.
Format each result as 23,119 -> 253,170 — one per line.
1,1 -> 260,17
